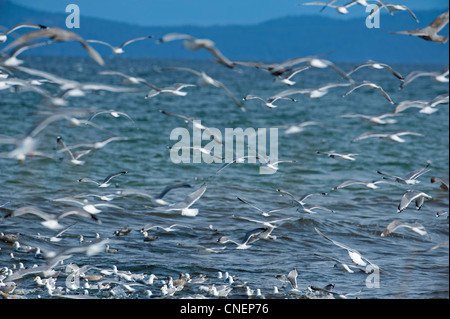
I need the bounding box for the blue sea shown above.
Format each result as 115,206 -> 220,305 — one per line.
0,55 -> 448,299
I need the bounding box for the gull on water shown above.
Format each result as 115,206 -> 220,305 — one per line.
389,10 -> 449,44
351,130 -> 424,143
77,171 -> 128,188
86,35 -> 153,55
236,196 -> 289,217
380,221 -> 430,239
3,27 -> 105,65
377,162 -> 431,185
346,60 -> 404,80
158,67 -> 245,112
397,190 -> 432,213
156,183 -> 207,216
399,68 -> 449,90
339,112 -> 401,125
157,33 -> 235,69
316,150 -> 359,161
0,22 -> 47,43
343,81 -> 395,104
431,176 -> 449,192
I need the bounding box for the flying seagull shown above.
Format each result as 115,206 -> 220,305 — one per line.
431,176 -> 449,192
156,183 -> 207,216
78,171 -> 128,188
343,81 -> 395,104
0,23 -> 47,43
86,36 -> 153,55
380,221 -> 430,239
351,130 -> 423,143
3,27 -> 105,65
397,190 -> 432,213
157,33 -> 235,69
389,10 -> 449,44
376,162 -> 431,185
346,60 -> 404,80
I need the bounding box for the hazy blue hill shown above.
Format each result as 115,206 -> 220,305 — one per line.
0,0 -> 448,64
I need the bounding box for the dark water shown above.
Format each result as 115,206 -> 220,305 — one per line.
0,56 -> 448,299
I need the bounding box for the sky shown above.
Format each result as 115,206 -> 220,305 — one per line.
9,0 -> 450,27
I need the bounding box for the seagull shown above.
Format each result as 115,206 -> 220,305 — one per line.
351,130 -> 424,143
397,190 -> 432,213
315,228 -> 385,271
276,189 -> 328,207
243,93 -> 296,109
157,33 -> 235,69
273,65 -> 311,86
332,179 -> 395,190
58,136 -> 129,152
346,60 -> 404,80
145,82 -> 196,99
158,67 -> 245,112
389,10 -> 449,44
159,109 -> 222,145
376,163 -> 431,185
236,196 -> 289,217
232,214 -> 293,240
214,155 -> 260,175
298,1 -> 358,15
1,40 -> 52,67
292,82 -> 352,99
156,183 -> 207,216
276,268 -> 299,291
276,121 -> 323,135
77,171 -> 128,188
314,253 -> 356,273
153,183 -> 193,205
431,176 -> 449,192
0,23 -> 47,43
141,223 -> 191,233
4,206 -> 99,230
86,36 -> 153,55
369,2 -> 419,23
217,227 -> 270,250
52,196 -> 122,214
168,146 -> 223,161
399,68 -> 449,90
343,81 -> 395,104
56,136 -> 90,166
316,151 -> 359,161
380,221 -> 430,239
87,109 -> 135,124
339,112 -> 400,125
3,27 -> 104,65
393,96 -> 448,115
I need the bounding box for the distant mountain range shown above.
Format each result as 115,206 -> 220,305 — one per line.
0,0 -> 448,64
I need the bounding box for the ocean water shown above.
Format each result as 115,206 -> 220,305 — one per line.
0,55 -> 448,299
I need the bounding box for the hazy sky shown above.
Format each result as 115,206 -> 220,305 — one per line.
10,0 -> 450,26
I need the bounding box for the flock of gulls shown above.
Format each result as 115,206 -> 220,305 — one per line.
0,1 -> 449,300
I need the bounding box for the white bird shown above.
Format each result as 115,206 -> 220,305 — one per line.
236,196 -> 289,217
56,136 -> 90,166
332,179 -> 396,190
77,171 -> 128,188
3,27 -> 104,65
159,67 -> 245,112
0,22 -> 47,44
1,40 -> 52,67
145,82 -> 196,99
276,121 -> 323,135
299,1 -> 357,15
141,223 -> 191,233
243,92 -> 296,109
343,81 -> 394,104
314,253 -> 355,273
217,227 -> 271,250
376,163 -> 431,185
351,130 -> 424,143
88,109 -> 135,124
156,183 -> 207,216
274,65 -> 311,86
346,60 -> 404,80
86,36 -> 153,55
315,228 -> 384,271
276,189 -> 328,207
380,221 -> 430,239
59,136 -> 129,152
399,68 -> 449,90
339,112 -> 401,125
369,2 -> 419,23
214,155 -> 260,175
397,190 -> 432,213
52,196 -> 122,214
157,33 -> 235,69
292,82 -> 352,99
168,146 -> 223,161
159,109 -> 223,145
389,10 -> 449,44
316,150 -> 359,161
